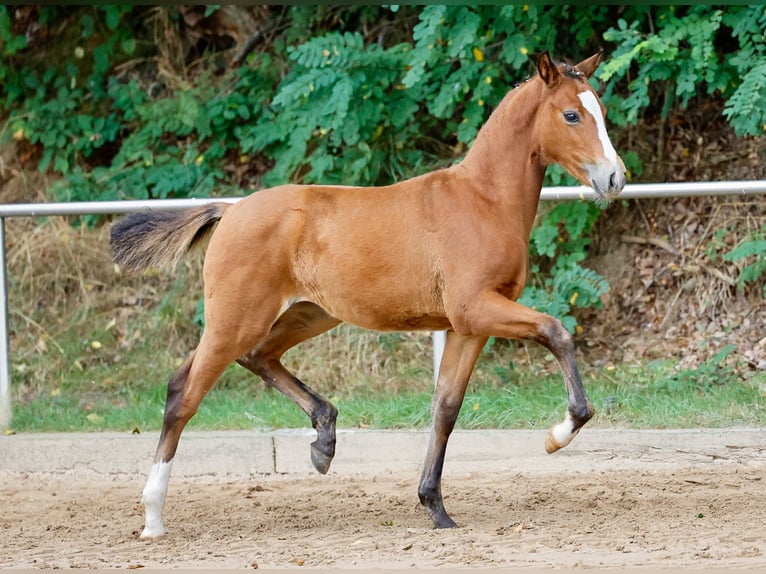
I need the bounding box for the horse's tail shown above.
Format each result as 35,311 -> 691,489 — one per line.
110,202 -> 232,273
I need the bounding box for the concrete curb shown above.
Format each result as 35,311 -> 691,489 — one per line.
1,428 -> 764,478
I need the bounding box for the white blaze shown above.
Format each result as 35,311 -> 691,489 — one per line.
577,90 -> 618,166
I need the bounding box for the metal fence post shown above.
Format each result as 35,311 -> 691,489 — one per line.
0,217 -> 11,428
432,330 -> 447,387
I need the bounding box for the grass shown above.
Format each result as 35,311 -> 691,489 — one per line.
10,344 -> 766,433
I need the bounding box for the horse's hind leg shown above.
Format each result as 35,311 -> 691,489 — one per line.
418,331 -> 487,528
140,297 -> 281,538
141,342 -> 235,538
237,302 -> 341,474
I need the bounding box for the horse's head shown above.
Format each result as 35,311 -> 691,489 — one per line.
535,51 -> 626,202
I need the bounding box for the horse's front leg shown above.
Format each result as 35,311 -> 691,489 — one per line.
418,331 -> 487,528
542,323 -> 593,454
459,292 -> 594,454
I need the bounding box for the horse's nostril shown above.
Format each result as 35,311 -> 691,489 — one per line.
609,171 -> 617,189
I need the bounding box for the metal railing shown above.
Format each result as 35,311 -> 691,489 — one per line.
2,179 -> 765,427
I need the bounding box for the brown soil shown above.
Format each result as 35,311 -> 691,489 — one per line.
575,108 -> 766,371
2,462 -> 766,569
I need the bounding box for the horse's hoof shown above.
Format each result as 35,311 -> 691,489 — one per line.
139,525 -> 166,540
545,423 -> 582,454
544,430 -> 562,454
422,498 -> 459,529
434,516 -> 458,529
310,444 -> 333,475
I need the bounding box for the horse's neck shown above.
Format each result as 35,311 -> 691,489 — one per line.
458,80 -> 545,234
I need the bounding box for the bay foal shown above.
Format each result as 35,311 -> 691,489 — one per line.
110,52 -> 626,537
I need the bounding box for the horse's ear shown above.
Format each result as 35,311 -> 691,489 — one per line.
574,51 -> 604,79
537,51 -> 561,88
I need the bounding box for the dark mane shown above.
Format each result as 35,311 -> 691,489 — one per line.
559,62 -> 586,81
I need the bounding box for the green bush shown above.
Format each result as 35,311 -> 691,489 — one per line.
723,224 -> 766,296
521,202 -> 608,332
598,5 -> 766,136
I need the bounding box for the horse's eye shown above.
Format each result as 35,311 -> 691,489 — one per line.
563,111 -> 580,124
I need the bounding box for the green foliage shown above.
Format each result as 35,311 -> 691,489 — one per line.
53,80 -> 223,203
2,7 -> 274,206
723,61 -> 766,136
655,345 -> 738,395
14,85 -> 121,175
722,6 -> 766,136
5,5 -> 763,195
246,31 -> 422,186
599,7 -> 725,124
0,5 -> 30,107
521,202 -> 608,332
722,224 -> 766,296
599,5 -> 766,136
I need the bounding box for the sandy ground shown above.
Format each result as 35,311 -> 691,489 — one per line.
1,429 -> 765,569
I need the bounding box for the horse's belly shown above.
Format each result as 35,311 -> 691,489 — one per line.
317,295 -> 451,332
352,312 -> 452,332
301,276 -> 448,332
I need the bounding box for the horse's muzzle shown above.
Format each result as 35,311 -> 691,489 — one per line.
587,159 -> 626,201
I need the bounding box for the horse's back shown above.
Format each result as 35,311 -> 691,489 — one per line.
203,180 -> 450,331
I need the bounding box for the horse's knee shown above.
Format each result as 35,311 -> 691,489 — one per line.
536,316 -> 574,355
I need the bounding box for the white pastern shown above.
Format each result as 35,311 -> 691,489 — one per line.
140,460 -> 173,539
551,411 -> 577,448
577,90 -> 618,167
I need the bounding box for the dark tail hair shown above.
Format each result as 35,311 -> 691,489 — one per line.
110,202 -> 231,273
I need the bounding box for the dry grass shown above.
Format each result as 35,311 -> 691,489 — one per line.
1,176 -> 209,397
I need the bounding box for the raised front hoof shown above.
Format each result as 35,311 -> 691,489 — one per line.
310,443 -> 334,475
544,430 -> 564,454
544,426 -> 581,454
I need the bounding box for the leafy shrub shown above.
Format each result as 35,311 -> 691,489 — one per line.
723,224 -> 766,296
721,6 -> 766,136
655,345 -> 738,395
521,202 -> 608,332
598,5 -> 766,136
244,31 -> 422,187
